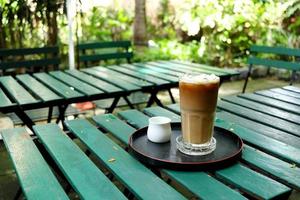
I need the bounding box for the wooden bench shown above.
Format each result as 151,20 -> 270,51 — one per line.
77,40 -> 133,68
0,46 -> 60,75
243,45 -> 300,93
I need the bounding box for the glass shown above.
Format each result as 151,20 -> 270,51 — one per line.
176,73 -> 220,156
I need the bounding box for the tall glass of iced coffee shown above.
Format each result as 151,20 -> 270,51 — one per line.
176,74 -> 220,155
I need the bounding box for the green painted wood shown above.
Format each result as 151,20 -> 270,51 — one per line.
33,73 -> 84,99
217,100 -> 300,136
247,57 -> 300,71
33,124 -> 126,200
65,70 -> 122,93
93,114 -> 135,144
170,60 -> 239,75
65,119 -> 185,200
250,45 -> 300,57
216,164 -> 291,199
0,88 -> 14,108
242,145 -> 300,190
283,86 -> 300,94
121,64 -> 179,82
92,66 -> 153,87
221,96 -> 300,125
143,107 -> 181,123
49,71 -> 103,96
133,63 -> 184,77
78,41 -> 131,50
82,68 -> 140,91
16,74 -> 62,102
79,52 -> 133,62
109,65 -> 169,85
0,46 -> 59,56
94,112 -> 246,200
0,76 -> 39,105
154,104 -> 300,163
156,61 -> 226,76
270,88 -> 300,99
0,58 -> 60,70
1,128 -> 69,200
118,109 -> 149,128
239,93 -> 300,115
255,90 -> 300,106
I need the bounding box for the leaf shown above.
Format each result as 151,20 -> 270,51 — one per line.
108,158 -> 116,163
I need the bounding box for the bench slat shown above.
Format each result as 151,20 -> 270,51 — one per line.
255,90 -> 300,106
0,76 -> 39,105
0,58 -> 60,70
33,73 -> 84,99
216,164 -> 291,199
1,128 -> 69,200
0,46 -> 59,56
65,70 -> 122,93
109,65 -> 169,85
93,113 -> 246,200
82,68 -> 140,91
122,64 -> 179,82
218,100 -> 300,136
79,52 -> 133,62
239,93 -> 300,115
65,119 -> 185,200
250,45 -> 300,57
33,124 -> 126,200
16,74 -> 62,102
221,96 -> 300,125
155,61 -> 226,76
247,57 -> 300,71
49,71 -> 103,96
270,88 -> 300,99
0,88 -> 14,108
78,41 -> 131,50
93,66 -> 153,87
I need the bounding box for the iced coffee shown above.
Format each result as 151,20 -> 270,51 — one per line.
176,74 -> 220,155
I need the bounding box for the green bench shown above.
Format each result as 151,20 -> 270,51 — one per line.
243,45 -> 300,93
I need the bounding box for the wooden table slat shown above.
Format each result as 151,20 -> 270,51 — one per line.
255,90 -> 300,106
92,66 -> 154,87
93,112 -> 246,200
1,128 -> 69,200
221,96 -> 300,125
33,73 -> 84,99
216,164 -> 291,199
33,124 -> 126,200
0,76 -> 39,105
283,85 -> 300,94
49,71 -> 103,96
16,74 -> 62,102
133,63 -> 184,77
218,100 -> 300,137
65,70 -> 122,93
150,61 -> 226,76
270,88 -> 300,99
0,88 -> 14,107
239,93 -> 300,115
109,65 -> 169,85
122,64 -> 179,82
65,119 -> 185,200
82,68 -> 140,91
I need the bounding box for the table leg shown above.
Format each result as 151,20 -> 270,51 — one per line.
56,105 -> 68,124
13,187 -> 22,200
105,96 -> 121,113
15,108 -> 35,131
123,95 -> 135,109
168,88 -> 176,103
147,90 -> 164,107
47,106 -> 53,123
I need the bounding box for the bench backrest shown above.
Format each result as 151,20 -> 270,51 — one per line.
77,40 -> 133,68
0,46 -> 60,74
248,45 -> 300,71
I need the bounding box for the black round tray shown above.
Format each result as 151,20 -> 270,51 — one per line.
128,122 -> 243,170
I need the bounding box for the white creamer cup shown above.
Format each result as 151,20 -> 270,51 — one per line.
147,116 -> 172,143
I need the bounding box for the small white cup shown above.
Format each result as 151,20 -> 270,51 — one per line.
147,116 -> 172,143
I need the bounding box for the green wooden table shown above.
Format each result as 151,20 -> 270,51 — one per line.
2,86 -> 299,199
0,60 -> 238,129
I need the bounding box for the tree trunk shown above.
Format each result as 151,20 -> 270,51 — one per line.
134,0 -> 147,45
0,8 -> 6,48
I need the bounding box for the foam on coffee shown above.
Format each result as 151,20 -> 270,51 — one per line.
180,74 -> 220,85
